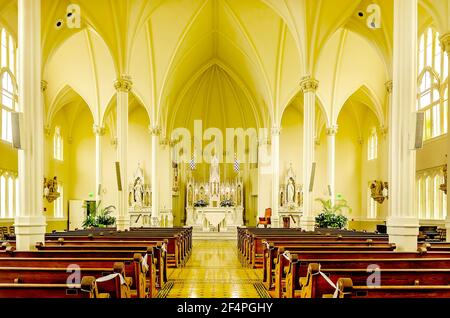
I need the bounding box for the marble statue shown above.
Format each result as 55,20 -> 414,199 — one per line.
287,178 -> 295,204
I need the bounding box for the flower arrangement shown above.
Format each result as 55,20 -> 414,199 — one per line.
315,195 -> 351,229
193,200 -> 209,207
220,199 -> 234,207
82,201 -> 116,228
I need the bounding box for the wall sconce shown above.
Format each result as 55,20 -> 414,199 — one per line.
43,177 -> 60,203
369,180 -> 389,204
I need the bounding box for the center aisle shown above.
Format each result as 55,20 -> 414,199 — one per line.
163,240 -> 269,298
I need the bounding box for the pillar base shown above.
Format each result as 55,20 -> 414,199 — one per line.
386,217 -> 419,252
445,218 -> 450,243
271,217 -> 279,228
116,216 -> 130,231
14,216 -> 46,251
299,216 -> 316,232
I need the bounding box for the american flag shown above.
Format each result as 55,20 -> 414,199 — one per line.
189,151 -> 196,171
233,153 -> 240,173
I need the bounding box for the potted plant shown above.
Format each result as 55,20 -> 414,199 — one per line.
315,195 -> 351,229
220,199 -> 234,207
193,200 -> 209,207
82,201 -> 116,229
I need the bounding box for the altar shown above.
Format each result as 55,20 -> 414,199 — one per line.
185,155 -> 244,232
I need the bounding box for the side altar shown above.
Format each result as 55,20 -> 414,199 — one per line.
185,156 -> 244,232
278,163 -> 303,227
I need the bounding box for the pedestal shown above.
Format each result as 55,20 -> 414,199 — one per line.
299,215 -> 315,231
186,207 -> 194,226
386,217 -> 419,252
116,215 -> 130,231
445,218 -> 450,243
279,209 -> 302,228
129,208 -> 151,227
160,209 -> 173,227
14,216 -> 46,251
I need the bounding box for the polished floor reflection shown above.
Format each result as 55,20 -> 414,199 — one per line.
165,240 -> 264,298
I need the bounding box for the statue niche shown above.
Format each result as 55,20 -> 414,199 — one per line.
128,163 -> 151,208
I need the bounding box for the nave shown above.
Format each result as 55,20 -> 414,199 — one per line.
164,240 -> 266,298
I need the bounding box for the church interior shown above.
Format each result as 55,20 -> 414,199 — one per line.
0,0 -> 450,300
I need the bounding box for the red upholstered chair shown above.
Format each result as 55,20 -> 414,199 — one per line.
258,208 -> 272,228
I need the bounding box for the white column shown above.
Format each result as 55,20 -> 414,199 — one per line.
257,137 -> 272,223
93,124 -> 104,202
326,125 -> 338,204
150,125 -> 161,225
440,33 -> 450,241
114,76 -> 132,231
14,0 -> 46,251
387,0 -> 419,251
158,136 -> 173,227
271,126 -> 280,227
300,76 -> 319,231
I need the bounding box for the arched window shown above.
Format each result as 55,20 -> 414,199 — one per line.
0,27 -> 17,143
418,27 -> 448,140
416,167 -> 447,220
367,188 -> 377,219
54,184 -> 64,218
0,175 -> 5,218
367,128 -> 378,161
53,126 -> 63,161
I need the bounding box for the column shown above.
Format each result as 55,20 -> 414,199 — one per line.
440,33 -> 450,241
114,76 -> 132,231
257,137 -> 272,223
158,135 -> 173,227
387,0 -> 419,251
14,0 -> 46,251
300,76 -> 319,231
93,124 -> 104,202
271,126 -> 280,227
326,125 -> 338,204
150,125 -> 161,226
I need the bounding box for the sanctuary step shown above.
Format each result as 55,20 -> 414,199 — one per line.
192,227 -> 237,241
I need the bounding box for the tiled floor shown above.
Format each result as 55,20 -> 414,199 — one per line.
165,240 -> 264,298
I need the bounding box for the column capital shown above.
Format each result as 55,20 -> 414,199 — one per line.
149,125 -> 161,136
41,80 -> 48,93
114,75 -> 133,92
325,125 -> 338,136
159,137 -> 169,146
44,124 -> 51,137
379,125 -> 388,137
385,80 -> 393,94
92,124 -> 105,136
271,126 -> 281,136
300,76 -> 319,93
440,33 -> 450,54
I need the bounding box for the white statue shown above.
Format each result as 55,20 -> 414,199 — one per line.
287,178 -> 295,204
210,155 -> 220,183
134,178 -> 144,206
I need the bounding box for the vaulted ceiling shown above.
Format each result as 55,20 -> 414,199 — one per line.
0,0 -> 448,133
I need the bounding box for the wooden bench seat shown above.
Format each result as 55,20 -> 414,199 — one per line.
299,263 -> 450,298
0,254 -> 149,298
336,278 -> 450,298
0,276 -> 99,298
277,251 -> 450,298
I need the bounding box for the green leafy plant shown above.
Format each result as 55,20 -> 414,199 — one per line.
315,195 -> 352,229
82,201 -> 116,229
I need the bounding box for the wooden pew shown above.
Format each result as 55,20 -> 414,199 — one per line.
336,277 -> 450,298
264,243 -> 398,291
0,276 -> 99,298
35,240 -> 167,288
299,263 -> 450,298
278,250 -> 450,298
0,252 -> 149,298
44,234 -> 183,268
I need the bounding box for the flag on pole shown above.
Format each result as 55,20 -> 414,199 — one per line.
233,153 -> 240,173
189,150 -> 196,171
